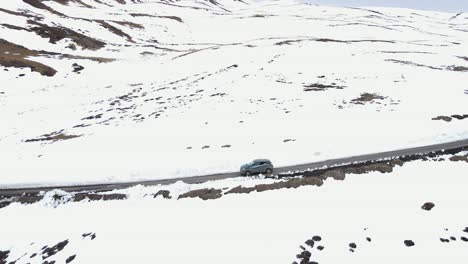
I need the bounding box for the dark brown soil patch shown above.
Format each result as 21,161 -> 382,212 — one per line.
0,39 -> 57,76
178,188 -> 222,200
432,116 -> 453,122
449,155 -> 468,163
42,240 -> 69,259
81,114 -> 103,120
303,83 -> 345,91
350,93 -> 385,105
54,0 -> 93,8
0,55 -> 57,76
447,65 -> 468,72
432,114 -> 468,122
129,13 -> 183,23
111,20 -> 144,29
28,20 -> 105,50
96,20 -> 134,42
1,23 -> 29,31
73,193 -> 127,202
25,131 -> 82,143
23,0 -> 65,16
276,38 -> 394,46
226,176 -> 323,195
0,7 -> 40,19
385,59 -> 442,70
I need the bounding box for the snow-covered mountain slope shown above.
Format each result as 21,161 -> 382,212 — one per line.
1,0 -> 468,186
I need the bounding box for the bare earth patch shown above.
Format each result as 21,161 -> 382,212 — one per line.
350,93 -> 386,105
25,130 -> 82,143
0,39 -> 57,76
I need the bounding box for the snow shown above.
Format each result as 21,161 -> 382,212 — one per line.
0,0 -> 467,187
1,158 -> 467,263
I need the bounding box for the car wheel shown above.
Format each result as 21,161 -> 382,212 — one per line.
265,168 -> 272,174
245,171 -> 252,176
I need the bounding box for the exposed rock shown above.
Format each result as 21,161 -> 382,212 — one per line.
432,116 -> 452,122
226,177 -> 323,195
421,202 -> 435,211
350,93 -> 385,105
303,83 -> 345,91
28,20 -> 105,50
178,188 -> 223,200
447,65 -> 468,72
296,250 -> 311,260
96,20 -> 134,42
153,190 -> 171,199
72,63 -> 84,73
82,233 -> 96,240
65,254 -> 76,263
25,130 -> 82,143
0,250 -> 9,263
449,155 -> 468,163
0,200 -> 11,209
73,193 -> 127,202
42,240 -> 69,259
305,239 -> 314,248
404,240 -> 415,247
451,114 -> 468,120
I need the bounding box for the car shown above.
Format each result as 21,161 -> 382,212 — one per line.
240,159 -> 274,176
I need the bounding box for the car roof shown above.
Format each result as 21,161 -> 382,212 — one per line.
253,159 -> 271,163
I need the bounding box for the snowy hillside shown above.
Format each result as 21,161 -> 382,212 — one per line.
1,152 -> 468,264
1,0 -> 468,186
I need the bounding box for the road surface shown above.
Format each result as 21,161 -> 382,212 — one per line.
1,138 -> 467,196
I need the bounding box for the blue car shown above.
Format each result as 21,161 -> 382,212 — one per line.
240,159 -> 274,176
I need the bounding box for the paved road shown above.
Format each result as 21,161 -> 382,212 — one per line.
1,138 -> 467,196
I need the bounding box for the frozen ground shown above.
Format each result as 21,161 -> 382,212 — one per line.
0,154 -> 467,264
0,0 -> 468,187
